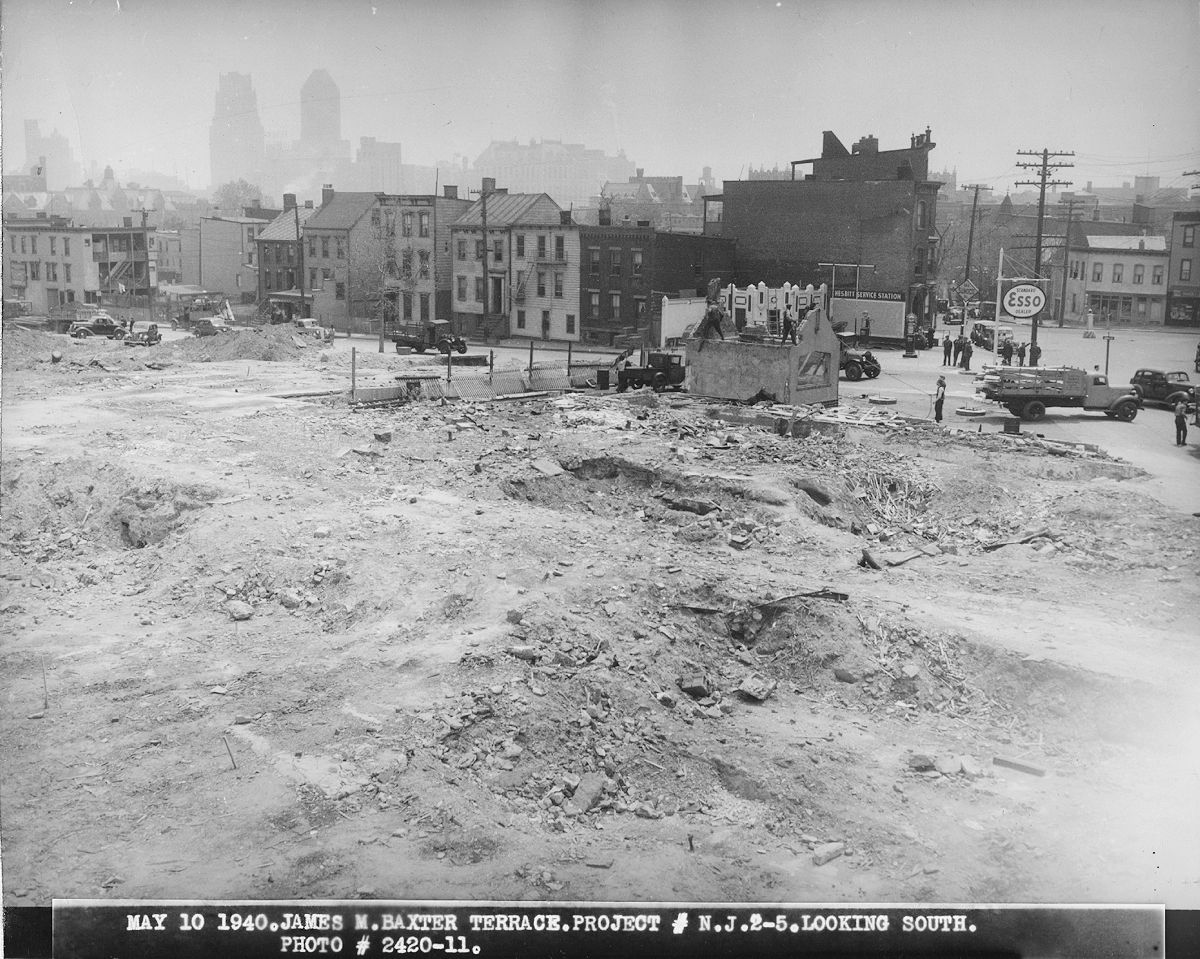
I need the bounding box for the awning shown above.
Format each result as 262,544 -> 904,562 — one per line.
266,289 -> 311,302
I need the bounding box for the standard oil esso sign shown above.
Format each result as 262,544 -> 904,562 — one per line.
1002,283 -> 1046,318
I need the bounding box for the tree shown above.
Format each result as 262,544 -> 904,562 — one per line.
211,179 -> 262,215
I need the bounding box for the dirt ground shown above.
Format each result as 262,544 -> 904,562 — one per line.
2,325 -> 1198,910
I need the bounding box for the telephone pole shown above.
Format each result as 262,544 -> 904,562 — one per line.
960,184 -> 992,290
1015,148 -> 1073,349
1056,197 -> 1077,328
132,206 -> 156,328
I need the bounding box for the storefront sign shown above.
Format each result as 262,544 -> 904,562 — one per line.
832,289 -> 905,301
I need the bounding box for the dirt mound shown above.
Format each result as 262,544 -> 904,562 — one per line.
1,326 -> 94,370
144,325 -> 306,364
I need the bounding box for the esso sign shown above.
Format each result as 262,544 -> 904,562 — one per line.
1003,284 -> 1046,318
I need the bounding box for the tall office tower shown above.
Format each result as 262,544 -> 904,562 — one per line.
209,72 -> 266,189
300,69 -> 343,152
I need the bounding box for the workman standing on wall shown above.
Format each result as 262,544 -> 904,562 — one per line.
780,308 -> 797,345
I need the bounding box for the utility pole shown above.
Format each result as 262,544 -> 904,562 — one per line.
294,201 -> 304,322
960,184 -> 992,290
1015,148 -> 1074,349
469,180 -> 495,341
1056,197 -> 1076,328
133,206 -> 156,328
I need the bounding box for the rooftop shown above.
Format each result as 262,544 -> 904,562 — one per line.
1084,235 -> 1167,251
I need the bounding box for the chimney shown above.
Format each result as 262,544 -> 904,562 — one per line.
637,220 -> 651,228
853,134 -> 879,155
443,185 -> 458,199
1138,239 -> 1145,250
481,176 -> 496,193
559,210 -> 572,225
283,193 -> 297,211
123,216 -> 133,227
636,168 -> 645,178
599,206 -> 612,227
304,200 -> 313,209
321,184 -> 334,206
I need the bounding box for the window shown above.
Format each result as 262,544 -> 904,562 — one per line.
403,292 -> 413,321
541,309 -> 550,332
401,249 -> 414,276
31,236 -> 38,254
1092,261 -> 1103,282
1184,225 -> 1196,248
517,309 -> 526,329
916,200 -> 928,229
246,227 -> 255,245
63,237 -> 70,256
634,296 -> 646,317
276,271 -> 284,289
309,237 -> 317,257
554,235 -> 564,260
336,237 -> 345,259
420,292 -> 430,321
47,262 -> 58,281
589,291 -> 600,315
265,273 -> 273,291
248,246 -> 256,266
1070,259 -> 1078,279
554,272 -> 563,298
632,250 -> 643,276
589,248 -> 600,275
64,264 -> 71,283
323,268 -> 332,283
457,239 -> 466,260
1112,264 -> 1123,284
610,249 -> 622,277
1136,297 -> 1147,316
9,234 -> 15,252
493,239 -> 503,263
915,248 -> 927,275
419,213 -> 430,238
1152,265 -> 1164,284
335,282 -> 345,300
516,235 -> 525,258
50,236 -> 57,255
310,268 -> 318,289
537,272 -> 546,297
457,276 -> 467,301
1182,259 -> 1193,282
475,277 -> 484,302
537,235 -> 546,258
321,236 -> 329,257
418,250 -> 430,278
287,243 -> 295,261
475,240 -> 485,261
1133,264 -> 1144,284
29,261 -> 40,280
402,213 -> 413,237
566,314 -> 576,334
610,293 -> 620,316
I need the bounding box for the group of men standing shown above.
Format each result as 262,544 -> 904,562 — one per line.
942,333 -> 974,370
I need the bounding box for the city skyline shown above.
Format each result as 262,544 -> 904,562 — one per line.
2,0 -> 1199,197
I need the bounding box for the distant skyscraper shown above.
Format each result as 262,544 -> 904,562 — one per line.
300,69 -> 343,152
23,119 -> 83,190
209,72 -> 266,190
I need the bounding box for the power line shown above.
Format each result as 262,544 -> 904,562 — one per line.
1014,148 -> 1074,349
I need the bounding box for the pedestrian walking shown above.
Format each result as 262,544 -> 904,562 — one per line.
952,335 -> 964,366
1175,398 -> 1189,446
1016,342 -> 1027,366
934,375 -> 946,424
1001,339 -> 1014,365
1029,343 -> 1042,367
962,339 -> 974,371
942,334 -> 952,365
780,308 -> 797,345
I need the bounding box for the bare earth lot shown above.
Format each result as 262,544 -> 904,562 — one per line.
2,325 -> 1198,910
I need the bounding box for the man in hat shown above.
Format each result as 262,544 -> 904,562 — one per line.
942,333 -> 952,366
934,375 -> 946,424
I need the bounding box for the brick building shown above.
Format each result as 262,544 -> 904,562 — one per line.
300,186 -> 379,331
376,187 -> 472,328
1166,211 -> 1200,327
254,195 -> 318,316
578,219 -> 735,344
713,128 -> 942,339
198,213 -> 269,302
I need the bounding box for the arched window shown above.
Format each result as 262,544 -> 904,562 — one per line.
916,201 -> 928,230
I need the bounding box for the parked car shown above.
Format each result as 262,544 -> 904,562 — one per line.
292,318 -> 332,342
1128,369 -> 1195,409
69,313 -> 125,339
192,318 -> 232,337
123,324 -> 162,347
835,331 -> 882,381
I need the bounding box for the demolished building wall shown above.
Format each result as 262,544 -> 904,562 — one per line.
684,294 -> 839,405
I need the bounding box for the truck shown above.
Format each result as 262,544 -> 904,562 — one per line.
389,319 -> 467,355
616,351 -> 686,392
975,365 -> 1140,422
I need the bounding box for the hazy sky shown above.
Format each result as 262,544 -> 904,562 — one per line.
3,0 -> 1199,197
